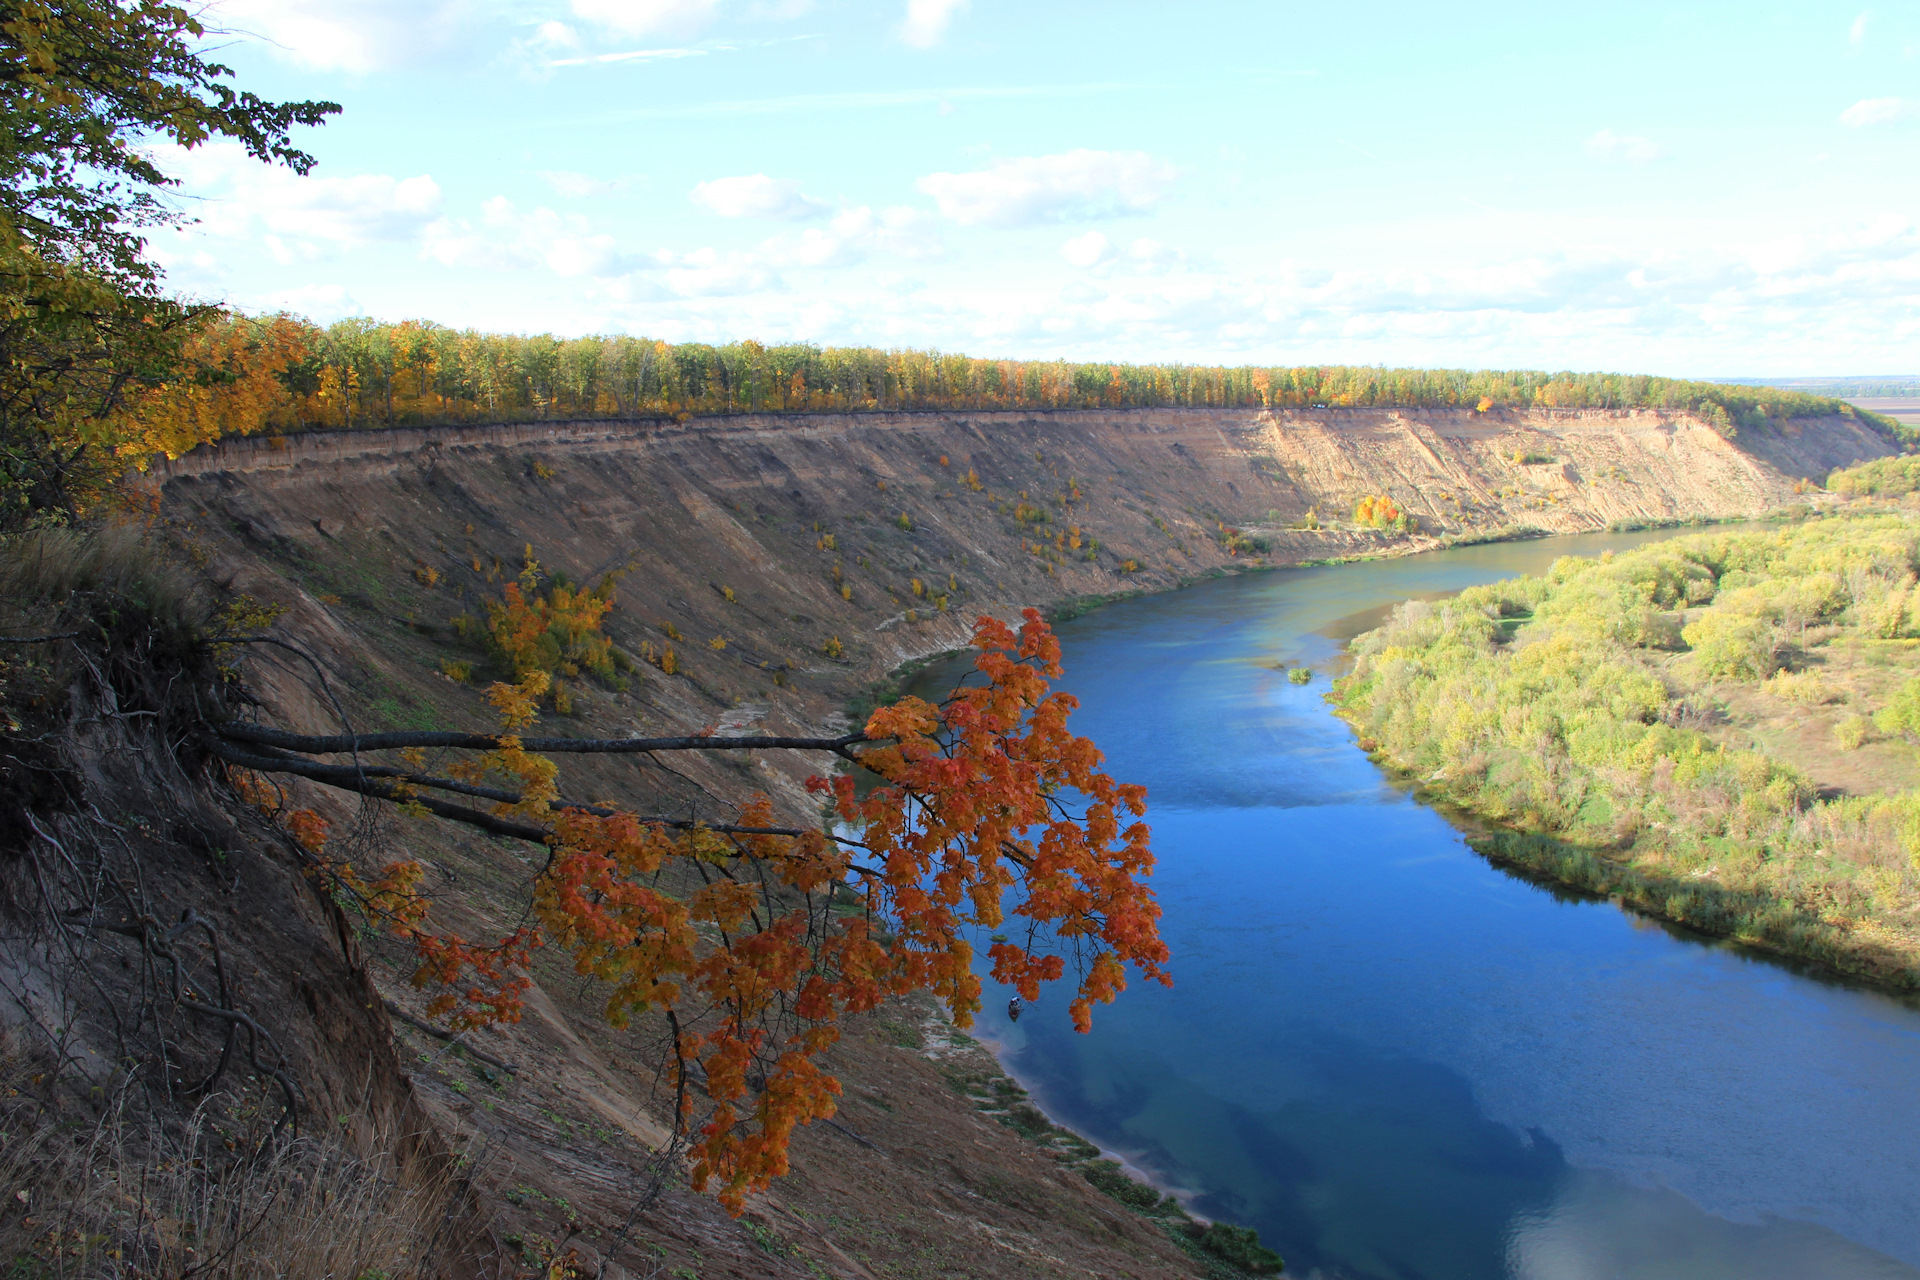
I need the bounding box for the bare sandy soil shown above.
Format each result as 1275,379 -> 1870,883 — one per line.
136,405 -> 1891,1278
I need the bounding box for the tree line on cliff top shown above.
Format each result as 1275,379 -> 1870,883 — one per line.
10,306 -> 1908,532
133,313 -> 1898,442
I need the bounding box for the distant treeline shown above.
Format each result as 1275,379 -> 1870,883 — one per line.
122,314 -> 1910,465
1737,378 -> 1920,399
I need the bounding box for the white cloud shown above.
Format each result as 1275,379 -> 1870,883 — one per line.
156,142 -> 442,255
917,150 -> 1178,227
569,0 -> 719,37
205,0 -> 475,72
899,0 -> 967,48
422,197 -> 641,277
1851,11 -> 1871,44
1061,231 -> 1112,267
546,42 -> 713,66
652,247 -> 780,296
1586,130 -> 1664,163
760,205 -> 943,266
540,170 -> 628,198
1840,96 -> 1914,126
251,282 -> 361,320
1127,238 -> 1185,273
691,173 -> 828,220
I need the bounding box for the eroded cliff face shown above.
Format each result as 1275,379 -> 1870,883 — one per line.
147,406 -> 1886,1279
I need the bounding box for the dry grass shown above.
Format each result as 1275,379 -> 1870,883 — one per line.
0,1054 -> 459,1280
0,524 -> 205,625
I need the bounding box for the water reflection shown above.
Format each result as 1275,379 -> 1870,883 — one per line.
911,531 -> 1920,1278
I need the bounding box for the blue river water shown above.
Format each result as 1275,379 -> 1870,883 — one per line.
906,531 -> 1920,1280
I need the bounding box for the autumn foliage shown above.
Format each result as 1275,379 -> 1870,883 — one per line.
483,553 -> 622,681
236,608 -> 1165,1211
1353,494 -> 1417,533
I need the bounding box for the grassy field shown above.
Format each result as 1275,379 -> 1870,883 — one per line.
1332,510 -> 1920,988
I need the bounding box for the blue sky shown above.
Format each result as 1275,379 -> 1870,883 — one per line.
159,0 -> 1920,374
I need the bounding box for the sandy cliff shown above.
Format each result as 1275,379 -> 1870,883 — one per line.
143,405 -> 1886,1278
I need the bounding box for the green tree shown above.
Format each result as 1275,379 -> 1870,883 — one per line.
0,0 -> 337,526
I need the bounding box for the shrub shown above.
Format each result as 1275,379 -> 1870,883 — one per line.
1682,611 -> 1774,680
1353,494 -> 1419,534
1836,714 -> 1872,751
1765,669 -> 1836,705
896,512 -> 914,531
485,569 -> 618,683
1081,1160 -> 1166,1213
1288,667 -> 1312,685
823,636 -> 844,658
1873,676 -> 1920,738
1828,455 -> 1920,497
439,659 -> 474,683
1188,1222 -> 1284,1275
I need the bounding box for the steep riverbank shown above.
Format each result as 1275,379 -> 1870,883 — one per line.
142,405 -> 1894,1277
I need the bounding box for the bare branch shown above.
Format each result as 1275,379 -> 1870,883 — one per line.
214,722 -> 868,757
383,1000 -> 520,1075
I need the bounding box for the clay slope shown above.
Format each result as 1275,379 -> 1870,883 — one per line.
145,405 -> 1887,1279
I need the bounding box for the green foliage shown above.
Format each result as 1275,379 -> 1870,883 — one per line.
0,0 -> 338,279
1333,515 -> 1920,986
1835,714 -> 1872,751
1829,455 -> 1920,497
1873,676 -> 1920,738
189,317 -> 1876,446
0,1 -> 336,529
1187,1222 -> 1284,1276
1682,610 -> 1775,680
1287,667 -> 1312,685
1081,1160 -> 1171,1213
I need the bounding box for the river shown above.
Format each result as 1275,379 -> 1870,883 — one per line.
905,529 -> 1920,1280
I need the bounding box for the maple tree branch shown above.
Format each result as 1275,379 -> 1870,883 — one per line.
208,738 -> 554,842
214,722 -> 870,758
209,737 -> 857,845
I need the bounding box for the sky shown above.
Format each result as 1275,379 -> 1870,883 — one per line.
155,0 -> 1920,375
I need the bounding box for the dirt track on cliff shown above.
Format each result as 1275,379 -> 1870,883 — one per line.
146,405 -> 1889,1279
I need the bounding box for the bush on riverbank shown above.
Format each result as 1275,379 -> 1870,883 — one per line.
1828,455 -> 1920,497
1331,515 -> 1920,987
